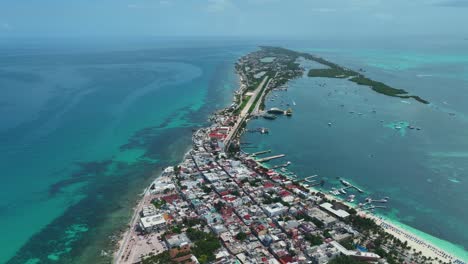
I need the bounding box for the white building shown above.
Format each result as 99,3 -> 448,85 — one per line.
320,203 -> 350,219
139,214 -> 167,232
264,203 -> 288,217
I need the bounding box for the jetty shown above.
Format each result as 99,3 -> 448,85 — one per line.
304,175 -> 318,183
250,150 -> 271,157
257,154 -> 285,162
272,161 -> 291,169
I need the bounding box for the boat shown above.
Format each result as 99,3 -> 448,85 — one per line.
328,122 -> 332,126
339,189 -> 347,194
292,101 -> 296,106
395,126 -> 402,129
346,194 -> 356,202
285,108 -> 293,116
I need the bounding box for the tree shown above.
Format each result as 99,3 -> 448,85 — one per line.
304,234 -> 323,246
328,255 -> 367,264
236,232 -> 247,241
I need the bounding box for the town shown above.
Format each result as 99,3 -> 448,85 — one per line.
114,47 -> 462,264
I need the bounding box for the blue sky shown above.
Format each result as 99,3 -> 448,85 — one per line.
0,0 -> 468,38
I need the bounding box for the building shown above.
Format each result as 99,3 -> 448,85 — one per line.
264,203 -> 288,217
319,203 -> 350,219
309,207 -> 337,227
331,241 -> 381,262
139,214 -> 167,232
166,233 -> 192,249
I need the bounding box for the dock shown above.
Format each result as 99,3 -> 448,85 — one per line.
250,150 -> 271,157
351,186 -> 364,193
363,205 -> 387,211
304,175 -> 318,183
257,154 -> 285,162
272,161 -> 291,169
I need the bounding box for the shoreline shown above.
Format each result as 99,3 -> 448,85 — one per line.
306,185 -> 467,262
113,46 -> 467,264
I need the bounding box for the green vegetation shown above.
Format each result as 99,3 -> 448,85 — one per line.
349,76 -> 429,104
201,185 -> 212,194
304,233 -> 323,246
141,251 -> 176,264
263,195 -> 281,204
248,77 -> 269,113
323,230 -> 333,239
235,231 -> 247,241
257,46 -> 428,104
183,218 -> 204,227
346,215 -> 380,233
311,217 -> 325,229
340,237 -> 355,250
308,68 -> 354,78
234,95 -> 251,115
295,212 -> 313,222
151,199 -> 166,209
328,255 -> 368,264
186,228 -> 221,264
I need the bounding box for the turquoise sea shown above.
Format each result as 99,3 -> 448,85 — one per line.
0,39 -> 248,263
243,37 -> 468,261
1,36 -> 468,263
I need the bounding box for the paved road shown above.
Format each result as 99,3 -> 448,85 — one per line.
224,76 -> 269,149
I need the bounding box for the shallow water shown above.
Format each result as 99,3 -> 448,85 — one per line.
2,36 -> 468,263
0,41 -> 247,263
242,39 -> 468,260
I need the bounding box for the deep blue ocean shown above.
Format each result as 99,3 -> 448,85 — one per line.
0,37 -> 467,263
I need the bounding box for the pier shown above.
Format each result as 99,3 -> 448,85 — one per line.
256,154 -> 285,162
272,161 -> 291,169
250,149 -> 271,157
304,175 -> 318,183
363,205 -> 387,211
352,186 -> 364,193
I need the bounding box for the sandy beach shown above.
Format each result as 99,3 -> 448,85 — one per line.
307,184 -> 465,263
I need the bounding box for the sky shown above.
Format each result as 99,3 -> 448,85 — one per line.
0,0 -> 468,38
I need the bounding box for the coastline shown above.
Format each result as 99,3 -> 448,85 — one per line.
113,46 -> 467,264
307,185 -> 467,262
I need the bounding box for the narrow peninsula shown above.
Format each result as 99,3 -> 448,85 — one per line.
113,47 -> 459,264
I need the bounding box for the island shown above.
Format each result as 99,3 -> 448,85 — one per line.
113,47 -> 459,264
